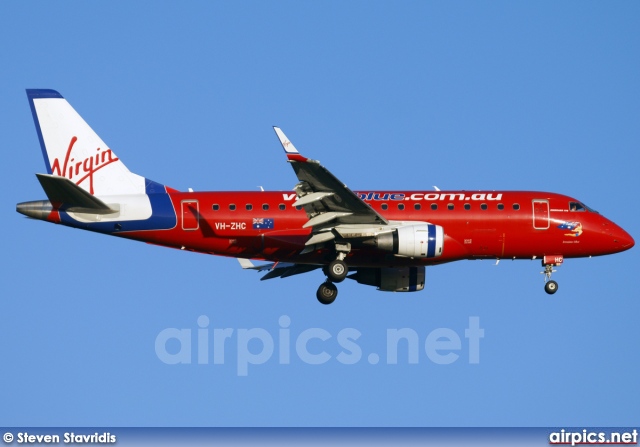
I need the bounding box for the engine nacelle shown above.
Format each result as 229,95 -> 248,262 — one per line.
348,267 -> 425,292
374,224 -> 444,258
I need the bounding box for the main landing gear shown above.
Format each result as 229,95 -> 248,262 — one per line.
317,282 -> 338,305
326,259 -> 348,283
316,245 -> 350,305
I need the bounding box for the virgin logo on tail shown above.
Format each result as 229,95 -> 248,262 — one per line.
50,137 -> 119,194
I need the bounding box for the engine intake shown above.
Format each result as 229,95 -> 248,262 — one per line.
373,224 -> 444,258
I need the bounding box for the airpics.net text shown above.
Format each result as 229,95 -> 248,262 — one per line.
155,316 -> 484,376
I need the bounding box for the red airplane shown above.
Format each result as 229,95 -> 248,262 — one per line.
17,89 -> 634,304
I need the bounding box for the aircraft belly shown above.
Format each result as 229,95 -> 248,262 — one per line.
470,229 -> 502,258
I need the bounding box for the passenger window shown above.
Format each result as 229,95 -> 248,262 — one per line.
414,203 -> 421,211
279,204 -> 286,210
229,204 -> 236,211
513,203 -> 520,210
497,203 -> 504,210
246,204 -> 253,211
295,206 -> 302,211
430,203 -> 438,210
480,203 -> 488,210
262,204 -> 269,211
447,203 -> 454,210
398,204 -> 405,210
381,203 -> 388,210
212,204 -> 219,211
464,203 -> 471,210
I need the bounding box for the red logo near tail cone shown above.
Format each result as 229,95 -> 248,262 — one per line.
50,137 -> 119,195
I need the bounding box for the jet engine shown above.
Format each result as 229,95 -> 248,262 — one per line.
348,267 -> 425,292
367,224 -> 444,258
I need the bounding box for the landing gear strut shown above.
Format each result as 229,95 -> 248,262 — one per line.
316,243 -> 351,304
541,261 -> 560,295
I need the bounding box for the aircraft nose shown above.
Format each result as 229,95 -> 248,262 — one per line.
612,224 -> 634,251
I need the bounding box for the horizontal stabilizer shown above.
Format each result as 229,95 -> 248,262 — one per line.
36,174 -> 116,214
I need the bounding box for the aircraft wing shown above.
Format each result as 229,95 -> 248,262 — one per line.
237,258 -> 320,280
274,127 -> 388,238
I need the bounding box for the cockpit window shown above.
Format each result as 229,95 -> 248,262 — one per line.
569,202 -> 586,212
569,201 -> 598,213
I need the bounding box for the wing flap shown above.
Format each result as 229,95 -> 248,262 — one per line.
292,191 -> 335,207
305,231 -> 336,246
302,212 -> 353,229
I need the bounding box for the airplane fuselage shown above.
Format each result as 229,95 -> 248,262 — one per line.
29,189 -> 632,267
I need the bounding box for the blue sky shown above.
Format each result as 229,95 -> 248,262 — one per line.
1,1 -> 638,427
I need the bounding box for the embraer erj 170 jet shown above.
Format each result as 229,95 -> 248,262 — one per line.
17,90 -> 634,304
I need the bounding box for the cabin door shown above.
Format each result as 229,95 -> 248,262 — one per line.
181,200 -> 200,230
532,199 -> 549,230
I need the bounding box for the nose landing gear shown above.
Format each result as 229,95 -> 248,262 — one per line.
544,277 -> 559,295
541,255 -> 563,295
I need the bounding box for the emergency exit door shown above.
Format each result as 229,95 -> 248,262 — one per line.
181,200 -> 200,230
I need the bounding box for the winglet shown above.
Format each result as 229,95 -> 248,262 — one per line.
273,127 -> 308,162
237,258 -> 257,269
237,258 -> 277,272
238,257 -> 320,280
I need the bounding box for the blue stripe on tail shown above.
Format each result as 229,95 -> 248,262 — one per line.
26,89 -> 64,174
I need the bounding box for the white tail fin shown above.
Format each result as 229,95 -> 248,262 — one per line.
27,89 -> 145,196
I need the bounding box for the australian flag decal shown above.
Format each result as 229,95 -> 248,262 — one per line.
253,217 -> 274,230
